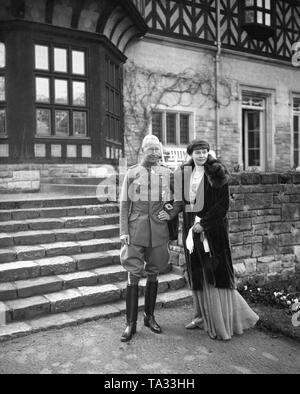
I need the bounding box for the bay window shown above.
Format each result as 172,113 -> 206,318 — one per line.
241,0 -> 275,40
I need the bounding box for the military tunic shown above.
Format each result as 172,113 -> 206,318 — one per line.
120,163 -> 173,280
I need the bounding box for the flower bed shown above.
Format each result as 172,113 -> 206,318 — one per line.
238,282 -> 300,314
238,279 -> 300,341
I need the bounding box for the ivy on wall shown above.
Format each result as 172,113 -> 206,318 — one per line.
123,61 -> 239,163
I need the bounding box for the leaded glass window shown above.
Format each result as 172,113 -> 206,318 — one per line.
34,44 -> 88,137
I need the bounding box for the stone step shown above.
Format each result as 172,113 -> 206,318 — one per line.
0,196 -> 103,210
0,237 -> 121,264
46,177 -> 109,185
0,224 -> 119,247
0,288 -> 192,342
40,183 -> 100,196
0,250 -> 121,283
0,265 -> 128,300
0,213 -> 119,233
116,274 -> 186,299
2,273 -> 186,323
0,203 -> 119,222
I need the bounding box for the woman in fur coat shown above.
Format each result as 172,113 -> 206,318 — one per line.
159,140 -> 259,340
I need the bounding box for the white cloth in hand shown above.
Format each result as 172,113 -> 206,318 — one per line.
185,216 -> 210,254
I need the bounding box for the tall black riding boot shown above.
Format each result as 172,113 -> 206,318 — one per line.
121,284 -> 139,342
144,280 -> 162,334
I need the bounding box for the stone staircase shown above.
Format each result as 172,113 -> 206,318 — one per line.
0,195 -> 191,342
40,178 -> 104,195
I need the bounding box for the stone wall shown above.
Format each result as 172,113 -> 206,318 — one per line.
170,172 -> 300,286
0,164 -> 116,193
0,169 -> 40,193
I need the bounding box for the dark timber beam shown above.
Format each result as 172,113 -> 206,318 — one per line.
96,0 -> 119,33
45,0 -> 55,24
11,0 -> 25,18
71,0 -> 85,29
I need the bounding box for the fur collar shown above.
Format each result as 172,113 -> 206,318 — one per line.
181,154 -> 230,189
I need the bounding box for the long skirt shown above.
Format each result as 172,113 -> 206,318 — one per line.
192,273 -> 259,341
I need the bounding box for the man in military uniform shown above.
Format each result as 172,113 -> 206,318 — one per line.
119,135 -> 173,342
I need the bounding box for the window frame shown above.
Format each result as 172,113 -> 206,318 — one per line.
242,95 -> 266,171
105,55 -> 123,160
151,109 -> 193,147
34,41 -> 89,139
293,97 -> 300,169
0,41 -> 7,138
242,0 -> 273,27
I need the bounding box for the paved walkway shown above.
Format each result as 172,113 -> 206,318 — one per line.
0,305 -> 299,374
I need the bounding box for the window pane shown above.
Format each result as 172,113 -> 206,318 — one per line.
115,67 -> 119,89
294,131 -> 299,149
72,50 -> 85,75
294,151 -> 299,168
0,109 -> 6,134
105,87 -> 109,111
257,0 -> 263,7
265,0 -> 271,9
245,0 -> 254,6
248,149 -> 260,167
180,114 -> 189,145
109,90 -> 114,113
294,99 -> 300,112
110,63 -> 114,85
152,112 -> 163,141
55,110 -> 69,135
55,79 -> 68,104
36,77 -> 50,103
110,117 -> 114,140
72,81 -> 86,106
73,112 -> 87,136
245,10 -> 255,23
248,111 -> 260,131
105,59 -> 109,81
248,131 -> 260,149
115,93 -> 120,115
36,109 -> 51,135
166,113 -> 176,144
0,43 -> 5,68
257,11 -> 263,24
35,45 -> 49,70
294,115 -> 299,133
116,119 -> 120,141
0,77 -> 5,101
265,13 -> 271,26
54,48 -> 67,73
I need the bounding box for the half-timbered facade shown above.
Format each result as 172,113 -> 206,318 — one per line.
124,0 -> 300,171
0,0 -> 300,182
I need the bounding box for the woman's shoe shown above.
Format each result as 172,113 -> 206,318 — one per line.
185,318 -> 204,329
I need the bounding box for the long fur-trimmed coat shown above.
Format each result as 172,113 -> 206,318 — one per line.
170,155 -> 235,290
